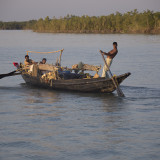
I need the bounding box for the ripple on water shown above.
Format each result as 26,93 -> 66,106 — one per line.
0,32 -> 160,160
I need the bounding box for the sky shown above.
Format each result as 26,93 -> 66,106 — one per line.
0,0 -> 160,21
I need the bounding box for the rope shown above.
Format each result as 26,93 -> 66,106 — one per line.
112,74 -> 119,86
26,49 -> 64,55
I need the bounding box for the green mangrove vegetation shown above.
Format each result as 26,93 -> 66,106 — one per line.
0,10 -> 160,34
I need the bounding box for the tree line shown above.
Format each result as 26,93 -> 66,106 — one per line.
0,10 -> 160,34
0,20 -> 36,30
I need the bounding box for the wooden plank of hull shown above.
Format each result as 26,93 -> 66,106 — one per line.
54,81 -> 115,92
21,72 -> 131,93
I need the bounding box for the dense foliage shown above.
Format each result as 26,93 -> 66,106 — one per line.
0,20 -> 36,30
1,10 -> 160,34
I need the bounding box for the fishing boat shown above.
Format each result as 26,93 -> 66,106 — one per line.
22,71 -> 130,93
13,49 -> 131,93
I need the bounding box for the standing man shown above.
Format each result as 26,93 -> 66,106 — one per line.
100,42 -> 118,78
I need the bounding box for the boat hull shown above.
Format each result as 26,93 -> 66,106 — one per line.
21,72 -> 131,93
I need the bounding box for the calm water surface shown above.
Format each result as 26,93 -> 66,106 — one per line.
0,30 -> 160,160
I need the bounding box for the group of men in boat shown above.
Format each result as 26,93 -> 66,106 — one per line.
24,42 -> 118,78
24,55 -> 47,65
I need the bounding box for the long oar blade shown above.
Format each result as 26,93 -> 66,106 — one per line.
0,70 -> 17,79
116,85 -> 125,97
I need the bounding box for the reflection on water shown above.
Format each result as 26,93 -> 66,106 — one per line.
0,31 -> 160,160
1,79 -> 160,160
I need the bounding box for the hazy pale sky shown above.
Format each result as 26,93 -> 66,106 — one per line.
0,0 -> 160,21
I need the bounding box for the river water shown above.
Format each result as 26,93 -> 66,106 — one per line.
0,30 -> 160,160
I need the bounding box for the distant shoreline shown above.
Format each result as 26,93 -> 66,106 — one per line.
1,10 -> 160,34
1,29 -> 159,35
32,29 -> 160,34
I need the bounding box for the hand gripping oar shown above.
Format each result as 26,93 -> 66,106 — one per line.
100,51 -> 125,97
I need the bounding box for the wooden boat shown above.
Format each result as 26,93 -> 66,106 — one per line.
22,72 -> 130,93
17,49 -> 131,93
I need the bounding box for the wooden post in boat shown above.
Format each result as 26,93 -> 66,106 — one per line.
100,51 -> 125,97
32,64 -> 38,77
59,49 -> 64,66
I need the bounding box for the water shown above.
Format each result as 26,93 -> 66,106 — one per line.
0,30 -> 160,160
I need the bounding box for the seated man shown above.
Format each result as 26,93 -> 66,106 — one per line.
40,58 -> 47,64
24,55 -> 35,65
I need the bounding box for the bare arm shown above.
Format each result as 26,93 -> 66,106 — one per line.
100,49 -> 117,57
31,59 -> 38,64
100,50 -> 111,56
24,60 -> 30,65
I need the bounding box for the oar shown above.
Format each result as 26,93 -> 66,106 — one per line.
100,51 -> 125,97
0,70 -> 21,79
